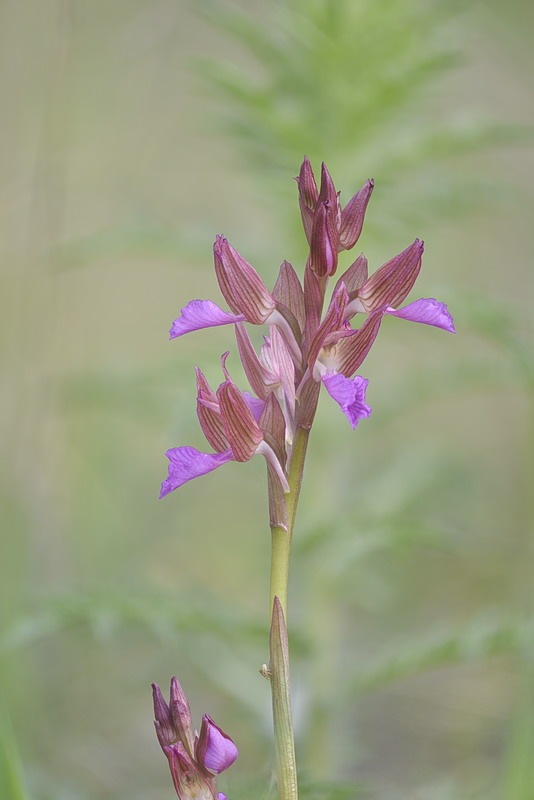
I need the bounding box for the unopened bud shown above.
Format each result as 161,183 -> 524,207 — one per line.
169,677 -> 195,756
309,201 -> 338,277
339,179 -> 374,250
295,156 -> 318,210
152,683 -> 178,747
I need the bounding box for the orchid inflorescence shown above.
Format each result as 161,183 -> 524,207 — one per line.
159,157 -> 455,530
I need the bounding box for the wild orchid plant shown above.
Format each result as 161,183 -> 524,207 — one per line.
152,158 -> 455,800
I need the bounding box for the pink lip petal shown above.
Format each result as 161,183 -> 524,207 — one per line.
170,299 -> 245,339
386,297 -> 456,332
322,373 -> 372,429
159,447 -> 234,498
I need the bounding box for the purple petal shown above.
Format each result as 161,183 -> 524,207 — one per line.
243,392 -> 266,422
217,795 -> 227,800
196,715 -> 239,775
322,373 -> 372,429
159,447 -> 234,498
386,297 -> 455,333
169,300 -> 245,339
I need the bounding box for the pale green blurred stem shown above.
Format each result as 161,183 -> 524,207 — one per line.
269,426 -> 311,800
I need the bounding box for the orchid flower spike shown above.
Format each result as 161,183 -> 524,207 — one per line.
161,158 -> 455,520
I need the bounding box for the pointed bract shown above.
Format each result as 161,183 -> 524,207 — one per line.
263,326 -> 296,418
272,261 -> 306,333
302,261 -> 323,356
260,394 -> 287,469
333,253 -> 369,297
307,282 -> 350,370
235,323 -> 277,401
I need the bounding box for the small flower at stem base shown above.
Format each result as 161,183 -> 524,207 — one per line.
152,680 -> 238,800
196,715 -> 239,774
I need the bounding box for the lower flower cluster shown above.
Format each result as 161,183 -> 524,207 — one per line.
160,159 -> 455,526
152,678 -> 238,800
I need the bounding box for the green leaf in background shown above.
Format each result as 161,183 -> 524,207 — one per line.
502,662 -> 534,800
0,699 -> 29,800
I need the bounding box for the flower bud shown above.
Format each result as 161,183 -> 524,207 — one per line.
170,677 -> 195,757
296,156 -> 318,209
152,679 -> 238,800
152,683 -> 178,747
296,157 -> 318,243
309,201 -> 338,277
339,179 -> 374,250
317,162 -> 338,209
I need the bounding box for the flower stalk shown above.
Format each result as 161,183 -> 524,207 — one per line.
157,157 -> 455,800
268,424 -> 312,800
270,596 -> 298,800
269,426 -> 311,615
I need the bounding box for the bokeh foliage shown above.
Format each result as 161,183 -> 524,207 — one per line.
0,0 -> 532,799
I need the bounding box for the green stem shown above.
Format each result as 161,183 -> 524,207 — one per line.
269,427 -> 310,615
268,426 -> 311,800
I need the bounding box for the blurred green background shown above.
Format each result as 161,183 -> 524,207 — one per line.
1,1 -> 533,798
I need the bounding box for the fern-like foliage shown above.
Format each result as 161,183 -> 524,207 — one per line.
195,0 -> 523,234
